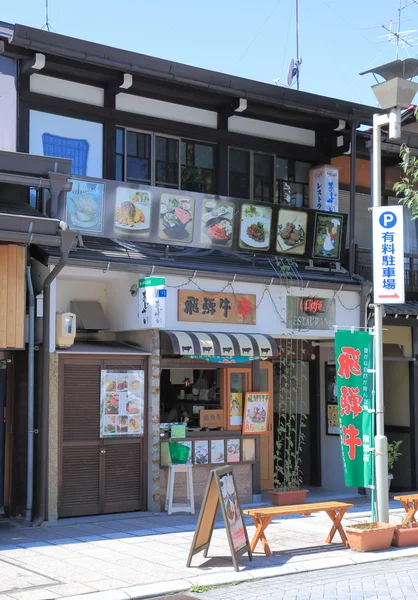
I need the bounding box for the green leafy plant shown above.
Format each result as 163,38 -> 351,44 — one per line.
401,515 -> 414,529
347,522 -> 380,530
273,338 -> 307,491
393,122 -> 418,218
387,440 -> 402,473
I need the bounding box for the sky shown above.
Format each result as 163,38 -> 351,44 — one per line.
2,0 -> 418,108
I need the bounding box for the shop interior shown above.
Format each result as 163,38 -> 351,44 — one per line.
160,368 -> 221,427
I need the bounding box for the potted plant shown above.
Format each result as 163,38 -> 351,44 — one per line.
388,440 -> 402,489
268,341 -> 308,506
345,521 -> 395,552
392,515 -> 418,547
366,439 -> 402,499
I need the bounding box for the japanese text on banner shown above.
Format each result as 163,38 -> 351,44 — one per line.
335,330 -> 373,488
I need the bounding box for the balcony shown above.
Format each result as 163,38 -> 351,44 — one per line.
356,248 -> 418,293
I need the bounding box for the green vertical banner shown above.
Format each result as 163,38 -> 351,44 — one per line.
334,330 -> 373,488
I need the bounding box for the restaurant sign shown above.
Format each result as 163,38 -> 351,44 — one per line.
64,176 -> 346,261
178,290 -> 256,325
286,296 -> 335,331
335,330 -> 373,488
138,277 -> 166,329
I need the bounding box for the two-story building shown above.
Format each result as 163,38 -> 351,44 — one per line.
0,22 -> 397,523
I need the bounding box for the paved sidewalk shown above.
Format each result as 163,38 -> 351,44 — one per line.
188,556 -> 418,599
0,495 -> 416,600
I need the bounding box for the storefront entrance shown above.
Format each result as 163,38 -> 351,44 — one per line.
59,355 -> 147,518
159,361 -> 274,490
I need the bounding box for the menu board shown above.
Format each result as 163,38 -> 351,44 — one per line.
218,471 -> 247,553
195,440 -> 209,465
325,363 -> 339,436
114,188 -> 151,237
158,193 -> 195,243
100,370 -> 144,438
276,208 -> 308,255
242,393 -> 270,434
65,177 -> 346,262
226,439 -> 240,462
211,439 -> 225,464
200,198 -> 235,248
239,203 -> 272,252
187,466 -> 252,572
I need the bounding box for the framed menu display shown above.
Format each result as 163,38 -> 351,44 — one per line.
325,363 -> 339,436
187,466 -> 252,572
242,392 -> 270,434
100,370 -> 144,438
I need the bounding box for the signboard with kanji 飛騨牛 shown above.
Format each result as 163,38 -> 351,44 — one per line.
178,290 -> 256,325
334,330 -> 373,488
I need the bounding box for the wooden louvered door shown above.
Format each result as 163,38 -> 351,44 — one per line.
59,357 -> 146,518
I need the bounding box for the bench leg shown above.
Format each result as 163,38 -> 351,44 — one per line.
249,515 -> 274,556
401,501 -> 418,525
325,509 -> 348,546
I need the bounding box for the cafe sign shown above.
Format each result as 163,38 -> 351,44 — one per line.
286,296 -> 335,331
178,290 -> 256,325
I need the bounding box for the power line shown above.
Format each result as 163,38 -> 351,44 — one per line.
231,0 -> 282,73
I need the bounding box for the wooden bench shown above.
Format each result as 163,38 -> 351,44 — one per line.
394,493 -> 418,524
243,501 -> 354,556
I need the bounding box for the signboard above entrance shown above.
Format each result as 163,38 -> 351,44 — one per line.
178,290 -> 256,325
286,296 -> 336,331
64,177 -> 346,262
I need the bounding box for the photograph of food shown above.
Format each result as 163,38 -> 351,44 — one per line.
239,204 -> 272,251
159,193 -> 195,242
105,378 -> 116,392
226,439 -> 240,463
66,180 -> 104,233
211,440 -> 225,464
114,188 -> 151,233
126,398 -> 140,414
194,441 -> 209,465
200,199 -> 234,247
246,405 -> 267,424
103,415 -> 116,435
117,379 -> 128,391
117,415 -> 128,433
128,416 -> 142,434
105,393 -> 119,414
276,209 -> 308,255
313,214 -> 343,260
129,378 -> 141,392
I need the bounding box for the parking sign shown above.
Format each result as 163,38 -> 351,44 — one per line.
372,205 -> 404,304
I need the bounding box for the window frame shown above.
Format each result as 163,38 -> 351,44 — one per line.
116,126 -> 216,193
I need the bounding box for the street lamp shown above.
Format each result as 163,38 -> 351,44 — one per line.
361,59 -> 418,523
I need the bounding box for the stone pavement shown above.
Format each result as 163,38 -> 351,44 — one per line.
0,494 -> 417,600
187,556 -> 418,599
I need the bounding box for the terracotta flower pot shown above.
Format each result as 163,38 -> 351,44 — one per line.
392,524 -> 418,547
345,522 -> 395,552
268,489 -> 308,506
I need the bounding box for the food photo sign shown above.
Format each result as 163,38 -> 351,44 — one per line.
187,466 -> 252,572
242,392 -> 270,434
100,370 -> 145,438
63,176 -> 346,262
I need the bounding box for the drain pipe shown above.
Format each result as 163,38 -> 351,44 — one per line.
33,230 -> 76,526
26,264 -> 35,522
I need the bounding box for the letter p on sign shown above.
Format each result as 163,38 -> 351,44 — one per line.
379,211 -> 397,228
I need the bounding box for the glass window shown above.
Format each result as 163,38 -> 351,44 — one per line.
126,131 -> 151,184
229,148 -> 250,199
155,136 -> 179,187
115,128 -> 125,182
295,161 -> 311,184
254,153 -> 274,202
276,157 -> 288,181
181,140 -> 215,193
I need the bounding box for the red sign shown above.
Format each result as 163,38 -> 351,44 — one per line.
299,297 -> 324,314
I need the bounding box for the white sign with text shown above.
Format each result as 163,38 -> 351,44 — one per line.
372,205 -> 405,304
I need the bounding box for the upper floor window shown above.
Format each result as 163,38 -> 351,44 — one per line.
228,149 -> 311,205
116,128 -> 215,194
